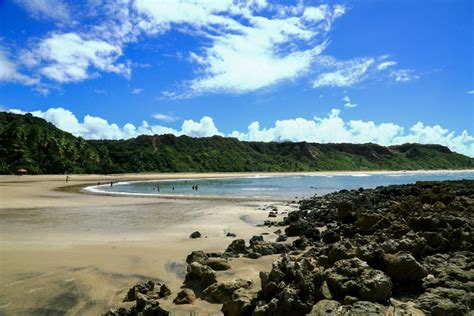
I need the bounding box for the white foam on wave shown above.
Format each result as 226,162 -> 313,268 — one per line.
349,174 -> 371,177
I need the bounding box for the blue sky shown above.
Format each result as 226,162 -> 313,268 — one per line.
0,0 -> 473,155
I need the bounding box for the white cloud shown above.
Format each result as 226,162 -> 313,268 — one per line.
23,32 -> 130,83
313,57 -> 375,87
377,61 -> 397,70
0,48 -> 38,85
14,0 -> 71,22
131,88 -> 143,94
467,90 -> 474,94
8,107 -> 473,156
390,69 -> 419,82
8,107 -> 219,140
153,113 -> 179,123
343,96 -> 357,108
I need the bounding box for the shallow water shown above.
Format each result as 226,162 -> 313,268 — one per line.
87,171 -> 474,200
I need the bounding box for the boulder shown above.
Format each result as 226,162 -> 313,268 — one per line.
325,258 -> 392,303
383,252 -> 427,283
226,232 -> 237,237
221,288 -> 257,316
415,287 -> 471,316
321,230 -> 340,244
173,288 -> 196,305
184,262 -> 217,290
308,300 -> 341,315
276,234 -> 288,242
338,301 -> 387,315
225,239 -> 247,255
185,250 -> 208,264
201,279 -> 252,303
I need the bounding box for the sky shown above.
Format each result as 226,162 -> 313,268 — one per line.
0,0 -> 473,156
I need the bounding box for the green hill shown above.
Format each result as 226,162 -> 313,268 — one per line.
0,112 -> 473,174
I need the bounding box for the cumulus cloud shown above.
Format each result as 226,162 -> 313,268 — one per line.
22,32 -> 130,83
7,107 -> 474,157
8,107 -> 219,140
14,0 -> 71,22
343,96 -> 357,108
466,90 -> 474,94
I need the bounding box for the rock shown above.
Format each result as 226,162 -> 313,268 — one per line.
221,288 -> 257,316
327,241 -> 356,265
325,258 -> 392,303
201,279 -> 252,303
123,280 -> 170,301
205,258 -> 231,271
251,240 -> 276,256
225,239 -> 247,255
415,287 -> 471,316
250,235 -> 264,245
158,284 -> 171,298
173,288 -> 196,305
185,250 -> 208,264
308,300 -> 341,315
338,301 -> 387,315
321,230 -> 340,244
253,298 -> 279,315
184,262 -> 217,291
189,231 -> 201,238
383,252 -> 427,283
226,232 -> 237,237
276,234 -> 288,242
336,201 -> 354,222
268,212 -> 277,218
356,212 -> 383,233
245,251 -> 262,259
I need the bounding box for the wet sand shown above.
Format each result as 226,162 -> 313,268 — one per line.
0,173 -> 296,315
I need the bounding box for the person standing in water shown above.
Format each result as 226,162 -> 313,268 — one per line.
110,181 -> 113,187
157,185 -> 160,192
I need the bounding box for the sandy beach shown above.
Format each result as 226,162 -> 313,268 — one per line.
0,170 -> 471,315
0,173 -> 301,315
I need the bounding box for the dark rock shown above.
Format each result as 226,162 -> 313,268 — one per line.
173,288 -> 196,305
205,258 -> 231,271
225,239 -> 247,255
201,279 -> 252,303
250,235 -> 264,245
221,288 -> 257,316
338,301 -> 387,315
276,234 -> 288,242
321,230 -> 340,244
226,232 -> 237,237
325,258 -> 392,303
184,262 -> 217,291
185,250 -> 208,264
415,287 -> 471,316
383,252 -> 426,283
189,231 -> 201,238
308,300 -> 340,315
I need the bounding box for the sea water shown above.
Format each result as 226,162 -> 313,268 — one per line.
86,171 -> 474,200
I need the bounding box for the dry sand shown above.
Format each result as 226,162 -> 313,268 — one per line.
0,170 -> 469,315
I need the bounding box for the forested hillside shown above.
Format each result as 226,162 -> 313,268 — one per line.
1,112 -> 472,174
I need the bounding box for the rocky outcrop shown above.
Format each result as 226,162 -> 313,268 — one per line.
173,288 -> 196,305
103,281 -> 171,316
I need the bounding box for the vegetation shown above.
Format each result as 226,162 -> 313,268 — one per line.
1,112 -> 473,174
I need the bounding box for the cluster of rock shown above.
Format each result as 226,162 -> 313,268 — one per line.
103,280 -> 171,316
221,180 -> 473,315
104,180 -> 473,315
